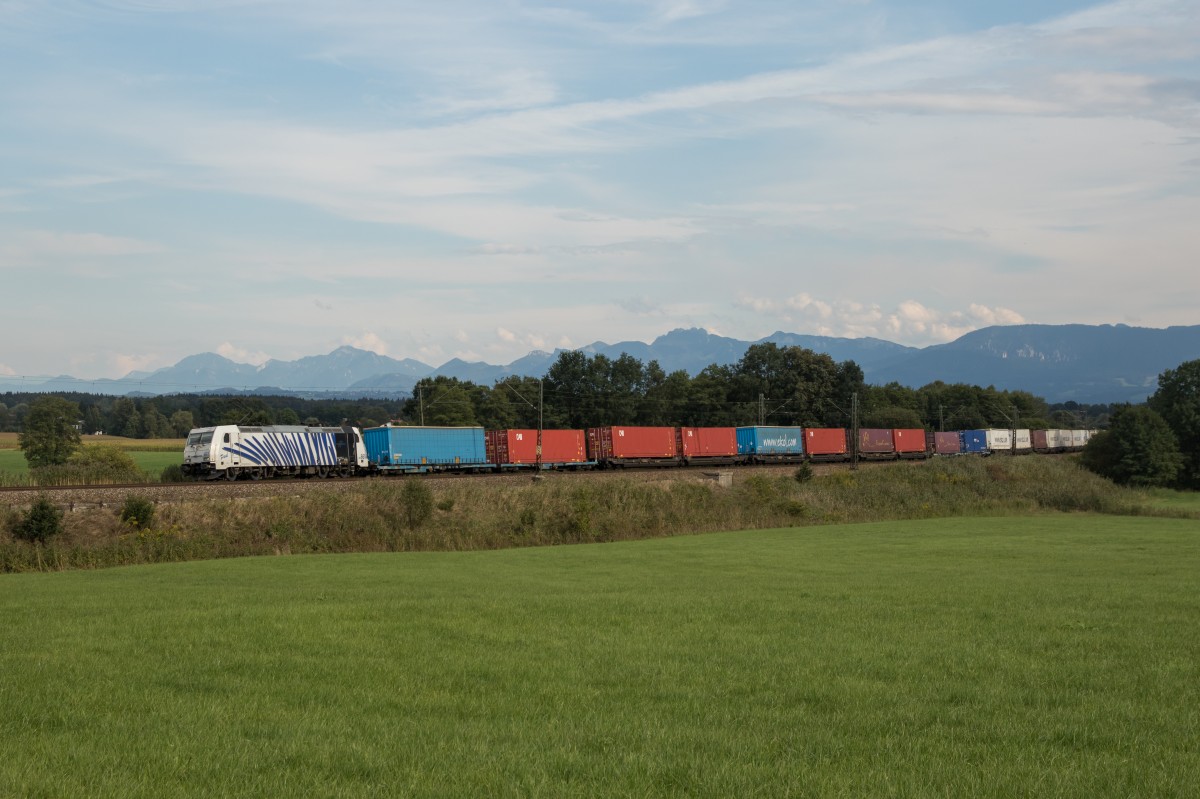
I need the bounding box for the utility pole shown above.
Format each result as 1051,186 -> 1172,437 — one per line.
759,393 -> 765,426
851,391 -> 860,471
1012,403 -> 1019,455
939,403 -> 945,432
537,379 -> 544,470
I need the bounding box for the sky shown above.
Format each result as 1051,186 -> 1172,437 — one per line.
1,0 -> 1198,381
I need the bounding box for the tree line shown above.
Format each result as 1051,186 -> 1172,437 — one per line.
1081,360 -> 1200,489
0,393 -> 408,438
402,344 -> 1106,431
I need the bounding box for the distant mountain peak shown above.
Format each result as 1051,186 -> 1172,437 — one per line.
7,323 -> 1197,403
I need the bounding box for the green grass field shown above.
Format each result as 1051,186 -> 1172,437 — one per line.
0,447 -> 179,477
2,515 -> 1197,797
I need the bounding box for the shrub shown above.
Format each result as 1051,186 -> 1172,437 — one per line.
120,496 -> 156,530
14,497 -> 64,543
400,479 -> 434,528
160,464 -> 185,483
793,463 -> 814,483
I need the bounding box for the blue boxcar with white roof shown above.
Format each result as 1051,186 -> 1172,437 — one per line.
736,426 -> 806,462
363,425 -> 491,473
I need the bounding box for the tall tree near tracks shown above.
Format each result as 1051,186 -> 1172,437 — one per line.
19,396 -> 82,468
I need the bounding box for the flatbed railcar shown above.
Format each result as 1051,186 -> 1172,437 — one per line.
364,425 -> 493,474
736,426 -> 806,463
486,429 -> 595,470
678,427 -> 739,465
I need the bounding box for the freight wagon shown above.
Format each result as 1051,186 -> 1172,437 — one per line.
857,428 -> 896,459
933,431 -> 962,455
363,425 -> 490,473
893,428 -> 929,458
960,430 -> 988,454
806,428 -> 849,460
587,426 -> 678,466
985,428 -> 1013,453
486,429 -> 591,469
736,426 -> 805,462
677,427 -> 739,464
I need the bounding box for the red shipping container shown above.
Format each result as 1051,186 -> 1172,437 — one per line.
858,428 -> 895,455
805,428 -> 848,457
678,427 -> 738,458
487,429 -> 587,465
587,426 -> 678,461
893,428 -> 928,454
933,432 -> 961,454
1031,430 -> 1049,451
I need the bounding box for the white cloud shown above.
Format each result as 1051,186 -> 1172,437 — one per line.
216,342 -> 271,365
737,294 -> 1026,345
0,363 -> 15,376
496,327 -> 517,343
0,230 -> 162,264
111,353 -> 161,377
343,332 -> 389,356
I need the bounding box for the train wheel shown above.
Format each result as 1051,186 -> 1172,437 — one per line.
224,468 -> 238,481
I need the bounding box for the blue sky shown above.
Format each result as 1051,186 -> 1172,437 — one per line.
2,0 -> 1197,380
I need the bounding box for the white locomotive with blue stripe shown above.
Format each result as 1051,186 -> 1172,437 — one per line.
182,424 -> 368,480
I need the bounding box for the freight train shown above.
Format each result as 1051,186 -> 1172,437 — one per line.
182,423 -> 1097,480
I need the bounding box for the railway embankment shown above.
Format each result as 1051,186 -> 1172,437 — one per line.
1,456 -> 1191,573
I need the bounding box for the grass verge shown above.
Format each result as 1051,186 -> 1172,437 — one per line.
1,516 -> 1197,797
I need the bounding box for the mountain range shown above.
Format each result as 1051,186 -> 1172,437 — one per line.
3,324 -> 1197,403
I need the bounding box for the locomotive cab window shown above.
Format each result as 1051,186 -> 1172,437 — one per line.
223,433 -> 230,443
334,432 -> 348,459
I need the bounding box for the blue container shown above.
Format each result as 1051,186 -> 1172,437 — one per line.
736,426 -> 805,458
363,426 -> 489,470
960,429 -> 988,454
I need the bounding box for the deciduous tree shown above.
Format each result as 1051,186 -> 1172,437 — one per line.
1148,359 -> 1200,487
19,396 -> 82,468
1080,405 -> 1182,487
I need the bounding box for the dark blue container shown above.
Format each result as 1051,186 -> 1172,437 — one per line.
736,426 -> 805,458
363,426 -> 489,471
960,429 -> 988,454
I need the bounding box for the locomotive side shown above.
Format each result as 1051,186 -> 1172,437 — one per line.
182,424 -> 368,480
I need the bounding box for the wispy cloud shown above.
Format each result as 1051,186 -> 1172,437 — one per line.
737,294 -> 1026,345
0,0 -> 1197,375
0,230 -> 163,265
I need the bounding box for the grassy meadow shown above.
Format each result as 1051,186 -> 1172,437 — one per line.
2,515 -> 1198,797
0,433 -> 182,484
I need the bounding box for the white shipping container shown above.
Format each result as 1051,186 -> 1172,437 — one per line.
1013,429 -> 1032,451
1070,430 -> 1087,448
985,428 -> 1013,450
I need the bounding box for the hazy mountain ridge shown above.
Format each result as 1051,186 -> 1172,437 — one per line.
2,324 -> 1197,403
